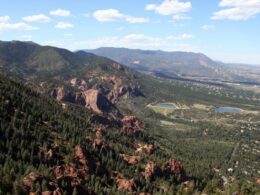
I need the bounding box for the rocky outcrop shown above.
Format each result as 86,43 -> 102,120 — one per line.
135,143 -> 155,154
120,116 -> 143,136
49,164 -> 94,195
82,89 -> 113,114
116,178 -> 137,192
74,145 -> 89,166
22,172 -> 42,190
85,128 -> 111,154
142,162 -> 161,180
50,87 -> 66,102
120,154 -> 141,165
161,159 -> 186,180
51,87 -> 116,114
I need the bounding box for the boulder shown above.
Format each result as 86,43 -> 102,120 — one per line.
50,87 -> 65,102
161,159 -> 186,180
116,178 -> 137,192
135,143 -> 155,154
22,172 -> 42,189
119,154 -> 141,165
142,162 -> 161,180
121,116 -> 143,136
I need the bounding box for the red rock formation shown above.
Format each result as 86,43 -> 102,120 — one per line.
135,143 -> 155,154
161,159 -> 186,180
116,178 -> 137,192
120,154 -> 141,165
83,89 -> 113,114
22,172 -> 42,189
121,116 -> 143,136
92,139 -> 111,154
51,87 -> 65,102
142,162 -> 161,180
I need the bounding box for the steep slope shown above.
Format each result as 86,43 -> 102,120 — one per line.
0,41 -> 143,116
0,74 -> 191,194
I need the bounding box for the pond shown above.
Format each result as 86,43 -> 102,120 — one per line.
214,107 -> 241,113
153,103 -> 177,109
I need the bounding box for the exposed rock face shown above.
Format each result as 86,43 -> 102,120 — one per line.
121,116 -> 143,136
51,87 -> 116,114
85,128 -> 111,154
22,172 -> 42,190
49,164 -> 94,195
50,87 -> 66,102
74,145 -> 89,167
120,154 -> 141,165
161,159 -> 186,180
116,178 -> 137,192
83,89 -> 113,114
135,143 -> 155,154
143,162 -> 161,180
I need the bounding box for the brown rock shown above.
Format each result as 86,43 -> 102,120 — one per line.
51,87 -> 65,102
116,178 -> 137,192
121,116 -> 143,136
161,159 -> 186,180
143,162 -> 161,180
135,143 -> 155,154
22,172 -> 42,189
83,89 -> 113,114
120,154 -> 141,165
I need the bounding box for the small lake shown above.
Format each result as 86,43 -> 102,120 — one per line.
153,103 -> 177,109
214,107 -> 241,113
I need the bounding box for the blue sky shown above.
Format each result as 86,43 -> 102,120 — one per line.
0,0 -> 260,64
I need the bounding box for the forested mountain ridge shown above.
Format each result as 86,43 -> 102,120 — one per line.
0,41 -> 143,116
0,74 -> 192,194
85,47 -> 260,82
0,40 -> 259,194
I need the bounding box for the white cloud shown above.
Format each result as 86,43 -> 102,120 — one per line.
202,24 -> 216,30
23,14 -> 51,23
72,34 -> 197,51
0,22 -> 38,32
172,14 -> 191,20
212,0 -> 260,20
50,9 -> 71,17
146,0 -> 192,20
167,33 -> 194,40
93,9 -> 149,23
55,22 -> 74,29
0,16 -> 10,22
126,16 -> 149,23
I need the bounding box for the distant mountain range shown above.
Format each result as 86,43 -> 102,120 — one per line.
85,47 -> 260,83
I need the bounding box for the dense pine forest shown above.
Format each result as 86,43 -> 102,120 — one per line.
0,41 -> 259,194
